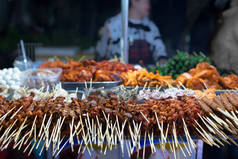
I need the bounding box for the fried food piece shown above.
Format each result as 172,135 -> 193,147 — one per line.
94,70 -> 115,81
176,62 -> 237,90
40,60 -> 135,82
185,78 -> 205,90
220,74 -> 238,89
121,69 -> 175,87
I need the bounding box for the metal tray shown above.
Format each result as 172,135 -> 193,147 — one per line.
125,86 -> 166,91
215,90 -> 238,94
61,80 -> 121,91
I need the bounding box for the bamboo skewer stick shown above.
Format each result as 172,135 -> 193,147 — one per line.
178,141 -> 186,157
209,113 -> 229,129
171,139 -> 177,159
77,138 -> 84,154
52,117 -> 61,152
140,111 -> 150,123
179,136 -> 191,156
0,106 -> 15,122
28,116 -> 37,139
195,126 -> 213,146
203,118 -> 230,145
28,140 -> 37,156
14,117 -> 28,142
56,139 -> 69,157
38,114 -> 46,137
10,106 -> 23,120
53,135 -> 65,156
182,119 -> 195,150
173,122 -> 179,147
69,118 -> 75,152
36,129 -> 45,149
23,139 -> 33,153
39,140 -> 46,156
0,129 -> 17,150
15,130 -> 31,150
194,120 -> 218,146
142,131 -> 147,159
0,119 -> 18,142
198,114 -> 216,134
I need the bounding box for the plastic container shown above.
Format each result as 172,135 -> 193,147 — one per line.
21,68 -> 62,90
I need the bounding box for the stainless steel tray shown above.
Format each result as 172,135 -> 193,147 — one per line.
215,90 -> 238,94
125,86 -> 166,91
61,80 -> 121,91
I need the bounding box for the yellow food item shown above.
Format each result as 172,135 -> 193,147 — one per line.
121,69 -> 176,87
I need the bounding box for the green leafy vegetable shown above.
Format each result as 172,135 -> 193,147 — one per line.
150,51 -> 211,79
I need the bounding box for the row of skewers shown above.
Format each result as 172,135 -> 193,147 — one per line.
0,87 -> 238,158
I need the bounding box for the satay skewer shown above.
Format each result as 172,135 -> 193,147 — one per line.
39,140 -> 46,156
142,131 -> 147,159
0,106 -> 15,121
77,138 -> 84,155
10,106 -> 23,120
171,139 -> 177,159
164,123 -> 169,143
0,119 -> 18,142
204,117 -> 231,145
194,120 -> 217,146
17,130 -> 31,150
36,128 -> 45,149
82,133 -> 92,156
28,140 -> 37,156
13,129 -> 30,150
179,142 -> 187,157
14,116 -> 28,142
48,124 -> 57,151
23,138 -> 33,153
2,137 -> 13,151
198,114 -> 216,134
148,132 -> 156,153
125,138 -> 131,157
209,114 -> 230,130
69,117 -> 75,152
55,139 -> 69,157
38,114 -> 46,137
195,127 -> 213,146
128,124 -> 136,151
53,135 -> 65,156
182,119 -> 196,150
179,136 -> 191,156
54,116 -> 65,145
0,129 -> 17,150
52,117 -> 62,151
28,116 -> 37,139
155,113 -> 165,152
173,122 -> 179,147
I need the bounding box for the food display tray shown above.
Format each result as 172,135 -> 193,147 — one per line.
61,80 -> 121,91
124,86 -> 166,91
215,90 -> 238,94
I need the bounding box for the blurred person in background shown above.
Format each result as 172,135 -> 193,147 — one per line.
211,0 -> 238,75
96,0 -> 167,65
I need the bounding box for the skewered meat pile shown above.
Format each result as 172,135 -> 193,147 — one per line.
40,60 -> 135,82
1,87 -> 238,158
0,92 -> 203,136
176,62 -> 238,90
121,69 -> 176,87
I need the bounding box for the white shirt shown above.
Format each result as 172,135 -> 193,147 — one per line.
96,13 -> 167,62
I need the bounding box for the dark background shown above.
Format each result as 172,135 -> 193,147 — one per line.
0,0 -> 230,68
